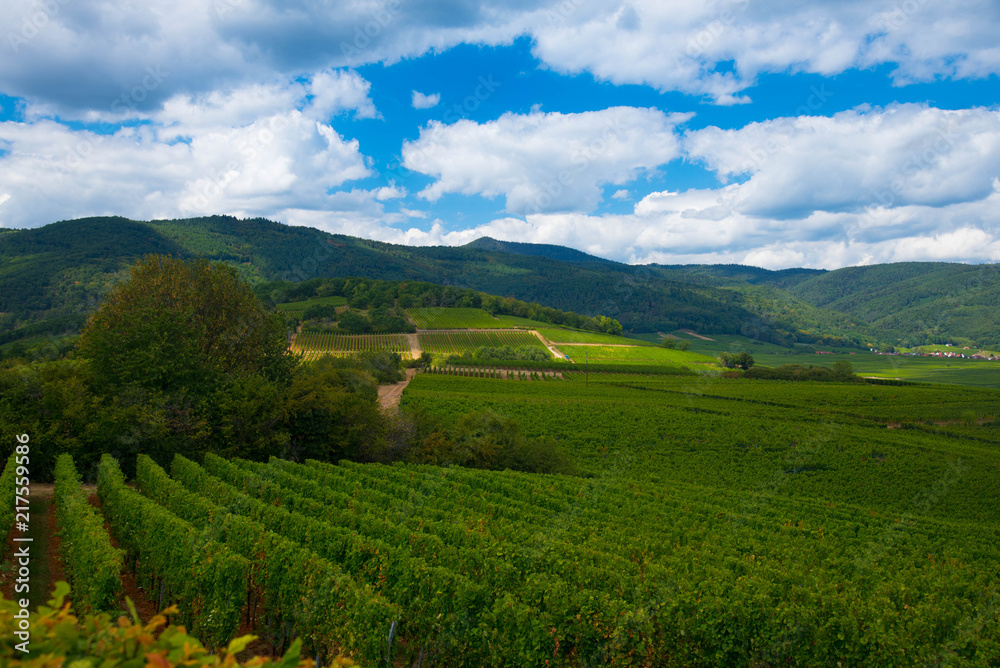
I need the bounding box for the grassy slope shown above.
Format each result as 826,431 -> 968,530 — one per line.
274,296 -> 349,312
678,331 -> 1000,388
559,344 -> 717,366
537,328 -> 659,346
406,308 -> 508,329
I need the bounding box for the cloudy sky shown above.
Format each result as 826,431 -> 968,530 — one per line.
1,0 -> 998,268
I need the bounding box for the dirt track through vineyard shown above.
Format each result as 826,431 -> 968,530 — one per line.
530,330 -> 568,359
407,333 -> 422,359
378,368 -> 418,410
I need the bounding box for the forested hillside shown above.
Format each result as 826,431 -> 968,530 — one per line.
785,262 -> 1000,347
1,215 -> 998,350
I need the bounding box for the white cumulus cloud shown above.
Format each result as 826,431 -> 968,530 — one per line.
530,0 -> 1000,104
0,73 -> 381,228
4,1 -> 998,115
411,90 -> 440,109
683,104 -> 1000,222
402,107 -> 693,214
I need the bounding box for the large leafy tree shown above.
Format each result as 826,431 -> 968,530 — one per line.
78,255 -> 296,395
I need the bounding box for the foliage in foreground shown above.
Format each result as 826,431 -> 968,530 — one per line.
0,582 -> 355,668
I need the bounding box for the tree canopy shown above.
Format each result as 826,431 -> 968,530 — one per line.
77,255 -> 296,394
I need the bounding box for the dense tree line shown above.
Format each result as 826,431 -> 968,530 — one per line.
258,276 -> 624,334
743,361 -> 858,382
0,256 -> 571,480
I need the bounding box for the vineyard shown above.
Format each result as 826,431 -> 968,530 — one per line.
401,373 -> 1000,518
536,328 -> 659,346
291,332 -> 412,361
406,308 -> 507,329
53,454 -> 123,613
559,344 -> 716,366
418,330 -> 549,355
681,333 -> 1000,388
275,296 -> 349,312
492,315 -> 555,328
49,412 -> 1000,666
426,366 -> 564,379
4,368 -> 1000,665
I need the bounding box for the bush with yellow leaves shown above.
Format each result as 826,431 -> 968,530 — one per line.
0,582 -> 357,668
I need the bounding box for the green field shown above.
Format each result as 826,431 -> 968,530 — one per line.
538,328 -> 659,346
558,344 -> 716,366
407,307 -> 507,329
419,329 -> 549,355
403,373 -> 1000,664
101,368 -> 1000,665
625,332 -> 669,344
33,350 -> 1000,665
677,332 -> 809,356
910,344 -> 1000,357
292,332 -> 411,361
492,315 -> 558,328
746,352 -> 1000,387
274,295 -> 349,312
680,333 -> 1000,388
402,372 -> 999,508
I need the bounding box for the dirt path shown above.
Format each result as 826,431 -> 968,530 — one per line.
407,333 -> 422,359
378,368 -> 417,410
680,329 -> 715,341
1,484 -> 66,611
529,330 -> 569,360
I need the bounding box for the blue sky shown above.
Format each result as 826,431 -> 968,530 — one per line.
1,0 -> 998,268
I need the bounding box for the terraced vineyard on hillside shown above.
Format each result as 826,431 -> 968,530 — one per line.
274,295 -> 349,312
536,327 -> 659,346
559,344 -> 715,366
418,329 -> 549,355
407,308 -> 507,329
291,332 -> 412,361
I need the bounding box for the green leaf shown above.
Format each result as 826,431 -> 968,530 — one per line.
49,580 -> 71,609
226,634 -> 258,656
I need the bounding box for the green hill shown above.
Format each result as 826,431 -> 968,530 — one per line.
1,215 -> 998,350
463,236 -> 618,265
786,262 -> 1000,347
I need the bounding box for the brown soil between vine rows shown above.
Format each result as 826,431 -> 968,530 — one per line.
1,484 -> 67,612
84,490 -> 162,623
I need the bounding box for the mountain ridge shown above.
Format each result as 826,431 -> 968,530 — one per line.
463,236 -> 620,265
2,215 -> 998,349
